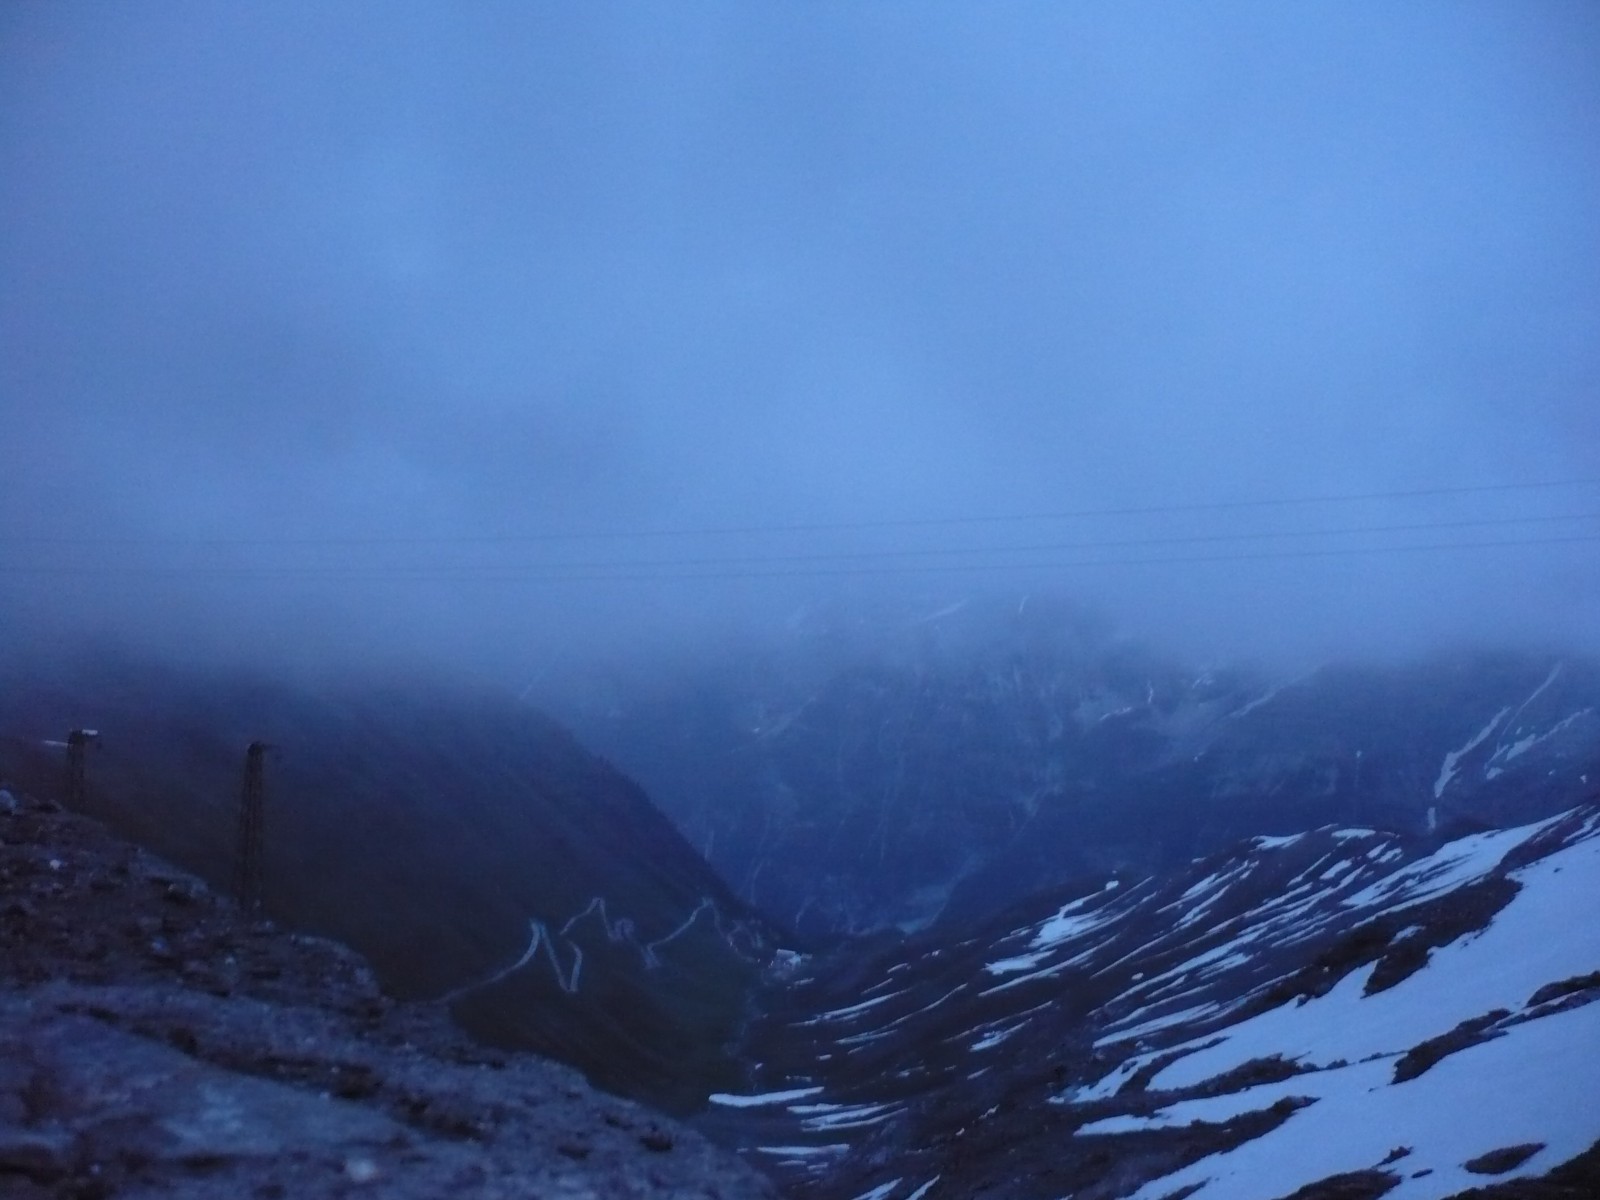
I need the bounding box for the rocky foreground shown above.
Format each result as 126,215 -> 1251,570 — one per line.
0,790 -> 774,1199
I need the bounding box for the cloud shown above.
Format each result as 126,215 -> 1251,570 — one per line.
3,1 -> 1598,677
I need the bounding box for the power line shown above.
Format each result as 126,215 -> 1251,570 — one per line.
4,510 -> 1598,577
329,532 -> 1600,583
18,531 -> 1600,585
3,478 -> 1598,546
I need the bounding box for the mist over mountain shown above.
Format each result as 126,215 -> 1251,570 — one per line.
4,3 -> 1600,1196
2,624 -> 1598,1196
3,2 -> 1599,677
544,593 -> 1600,938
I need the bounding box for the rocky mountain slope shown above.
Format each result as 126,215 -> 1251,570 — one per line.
0,658 -> 779,1112
6,641 -> 1595,1200
549,595 -> 1600,938
0,787 -> 774,1199
702,803 -> 1600,1199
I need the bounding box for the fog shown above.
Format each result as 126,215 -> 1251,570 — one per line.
4,1 -> 1599,684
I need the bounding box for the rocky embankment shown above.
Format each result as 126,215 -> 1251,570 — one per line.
0,789 -> 774,1199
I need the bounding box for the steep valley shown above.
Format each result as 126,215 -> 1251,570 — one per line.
3,628 -> 1598,1199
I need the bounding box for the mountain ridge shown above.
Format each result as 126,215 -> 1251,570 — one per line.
545,600 -> 1600,937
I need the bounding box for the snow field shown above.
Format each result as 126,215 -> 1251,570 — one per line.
1119,998 -> 1600,1200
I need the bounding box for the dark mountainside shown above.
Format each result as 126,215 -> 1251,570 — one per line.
0,787 -> 775,1198
546,596 -> 1600,939
0,656 -> 779,1114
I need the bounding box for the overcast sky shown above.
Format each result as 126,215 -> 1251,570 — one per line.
3,1 -> 1598,679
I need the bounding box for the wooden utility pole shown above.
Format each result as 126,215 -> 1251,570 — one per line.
237,741 -> 268,917
64,729 -> 98,807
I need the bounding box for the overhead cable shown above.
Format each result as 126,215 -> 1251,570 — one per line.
14,531 -> 1600,584
3,477 -> 1598,546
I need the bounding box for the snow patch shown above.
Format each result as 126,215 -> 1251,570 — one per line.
799,990 -> 906,1024
1153,825 -> 1600,1092
1031,895 -> 1117,950
709,1086 -> 825,1108
1122,999 -> 1600,1200
971,1024 -> 1023,1052
800,1102 -> 899,1131
984,951 -> 1051,976
1340,812 -> 1567,913
1434,706 -> 1511,798
1250,833 -> 1305,850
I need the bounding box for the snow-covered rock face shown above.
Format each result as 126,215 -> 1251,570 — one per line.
710,806 -> 1600,1200
552,604 -> 1600,938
